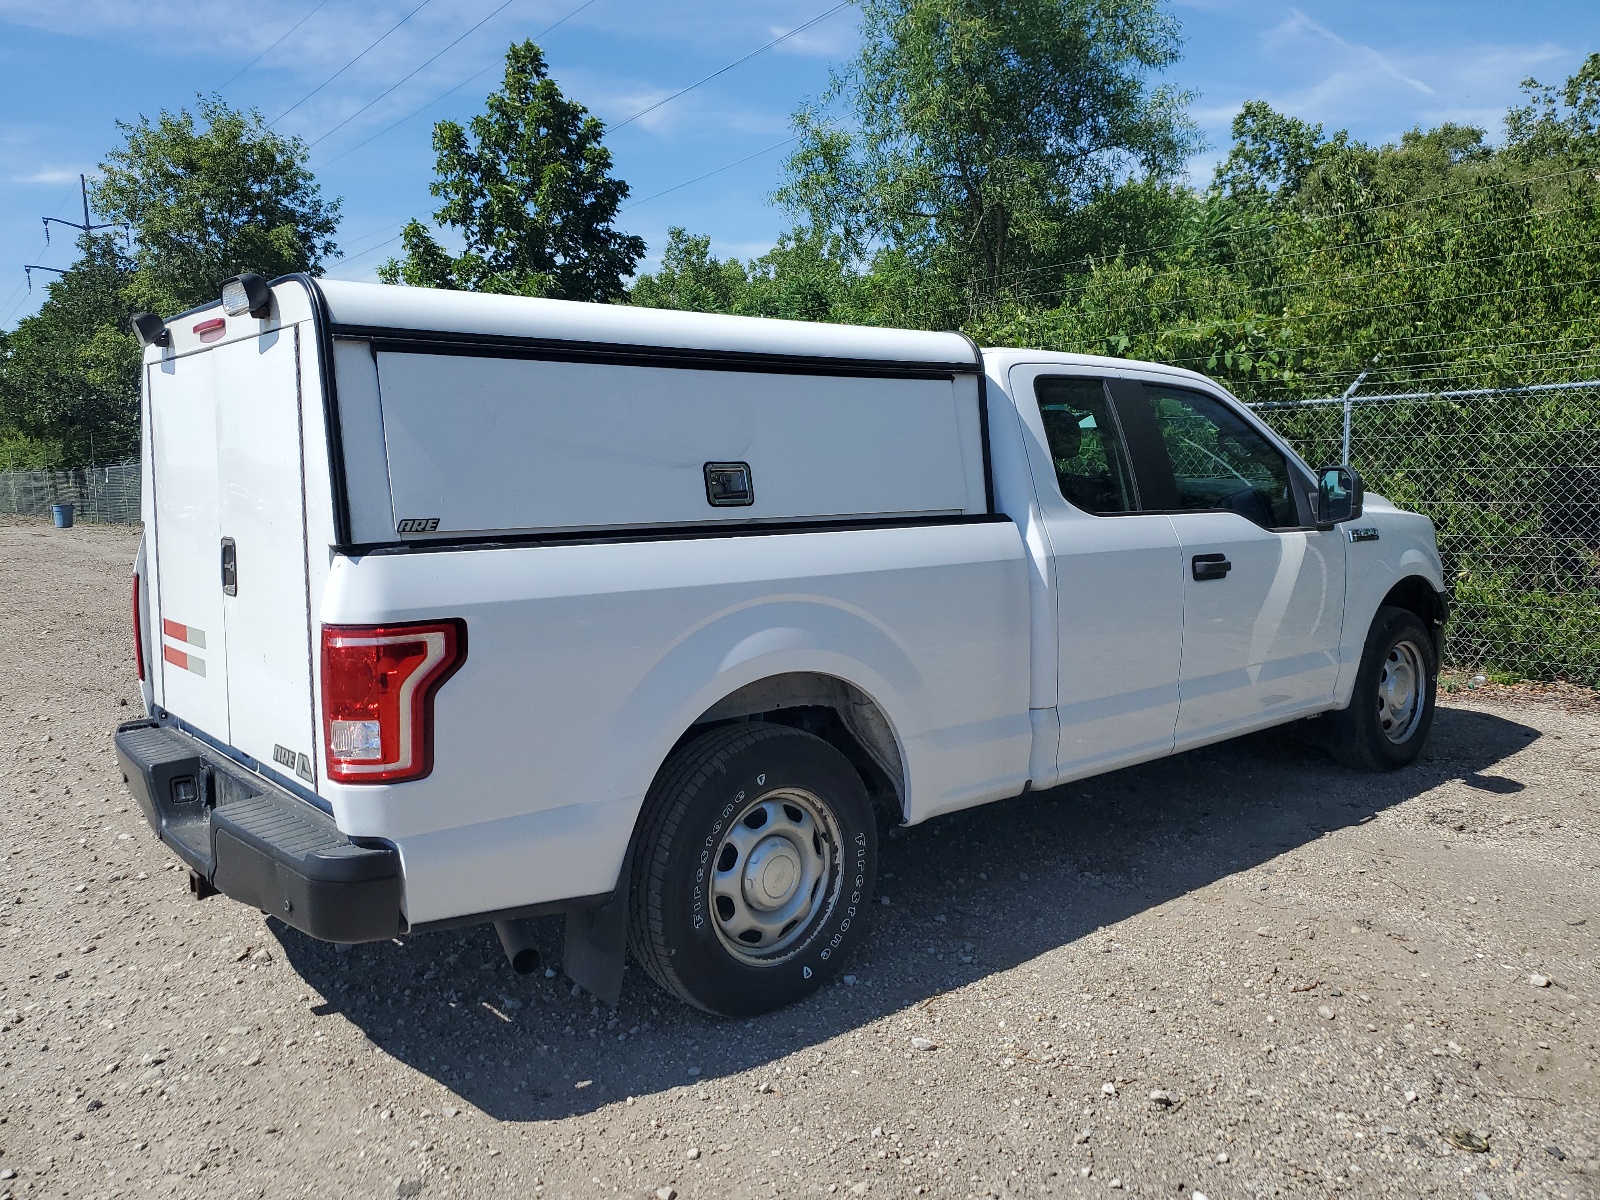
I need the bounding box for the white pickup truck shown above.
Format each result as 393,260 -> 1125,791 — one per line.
116,273 -> 1448,1016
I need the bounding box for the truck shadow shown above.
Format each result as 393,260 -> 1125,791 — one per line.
270,702 -> 1537,1123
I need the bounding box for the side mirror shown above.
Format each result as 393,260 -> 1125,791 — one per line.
1316,465 -> 1364,527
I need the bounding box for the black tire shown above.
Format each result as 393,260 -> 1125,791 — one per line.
627,723 -> 877,1016
1327,605 -> 1437,771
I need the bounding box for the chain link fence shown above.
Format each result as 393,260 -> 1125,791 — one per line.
0,462 -> 141,525
1251,380 -> 1600,686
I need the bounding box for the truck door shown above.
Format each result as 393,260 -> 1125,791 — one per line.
215,327 -> 317,784
149,351 -> 230,738
1121,380 -> 1346,745
147,326 -> 316,785
1007,365 -> 1184,779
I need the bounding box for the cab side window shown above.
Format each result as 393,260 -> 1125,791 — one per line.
1144,384 -> 1299,529
1033,376 -> 1138,515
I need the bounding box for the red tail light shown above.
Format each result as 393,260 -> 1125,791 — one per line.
320,620 -> 466,784
132,574 -> 146,682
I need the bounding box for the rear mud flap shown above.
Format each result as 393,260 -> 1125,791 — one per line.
564,895 -> 628,1006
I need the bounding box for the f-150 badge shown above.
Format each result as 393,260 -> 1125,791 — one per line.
1347,527 -> 1380,542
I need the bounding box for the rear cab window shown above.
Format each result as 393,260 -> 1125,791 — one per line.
1032,376 -> 1138,515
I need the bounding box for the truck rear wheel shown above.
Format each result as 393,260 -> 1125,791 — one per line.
1327,605 -> 1437,771
628,723 -> 877,1016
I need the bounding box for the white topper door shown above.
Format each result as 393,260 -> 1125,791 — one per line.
1008,366 -> 1185,779
148,353 -> 230,739
215,327 -> 318,784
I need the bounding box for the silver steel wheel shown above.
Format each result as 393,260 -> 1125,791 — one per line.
1377,638 -> 1427,744
711,788 -> 841,965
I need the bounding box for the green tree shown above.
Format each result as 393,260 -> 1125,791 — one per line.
1505,52 -> 1600,163
380,40 -> 645,300
778,0 -> 1199,317
628,226 -> 881,325
0,234 -> 142,465
1211,100 -> 1334,202
92,95 -> 339,315
628,228 -> 750,313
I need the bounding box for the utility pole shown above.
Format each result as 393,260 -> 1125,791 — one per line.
21,264 -> 66,292
42,174 -> 122,246
23,174 -> 127,292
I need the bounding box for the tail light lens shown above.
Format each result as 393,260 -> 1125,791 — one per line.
320,620 -> 466,784
132,574 -> 146,682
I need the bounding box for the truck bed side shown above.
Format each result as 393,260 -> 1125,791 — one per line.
319,520 -> 1032,925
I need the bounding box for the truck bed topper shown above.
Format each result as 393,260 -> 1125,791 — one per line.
313,278 -> 984,377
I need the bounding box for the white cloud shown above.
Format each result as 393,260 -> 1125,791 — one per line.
769,22 -> 854,59
1274,9 -> 1433,95
1203,7 -> 1583,151
14,166 -> 86,184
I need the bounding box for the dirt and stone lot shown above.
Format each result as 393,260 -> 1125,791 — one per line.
0,515 -> 1596,1200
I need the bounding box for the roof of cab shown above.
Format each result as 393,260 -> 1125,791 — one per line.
978,346 -> 1221,391
307,278 -> 980,370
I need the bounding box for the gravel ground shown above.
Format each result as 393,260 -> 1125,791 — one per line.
0,514 -> 1596,1200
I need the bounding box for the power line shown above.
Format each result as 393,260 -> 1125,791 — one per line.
4,175 -> 125,326
335,219 -> 411,254
308,0 -> 527,148
621,136 -> 797,210
0,221 -> 53,327
320,0 -> 601,165
220,0 -> 335,90
610,2 -> 851,131
1069,272 -> 1600,350
1004,222 -> 1600,326
860,163 -> 1600,339
41,173 -> 123,247
0,272 -> 36,327
271,0 -> 439,127
986,189 -> 1600,303
21,265 -> 67,292
325,232 -> 408,272
1173,327 -> 1600,373
980,164 -> 1600,295
881,165 -> 1600,327
841,161 -> 1599,319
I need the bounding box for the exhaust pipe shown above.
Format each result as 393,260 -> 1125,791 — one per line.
494,919 -> 541,975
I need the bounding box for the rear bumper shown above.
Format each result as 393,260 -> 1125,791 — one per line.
115,720 -> 403,943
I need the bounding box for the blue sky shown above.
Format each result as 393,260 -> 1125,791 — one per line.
1,0 -> 1596,329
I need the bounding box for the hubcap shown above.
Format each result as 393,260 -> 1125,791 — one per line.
744,837 -> 802,910
711,789 -> 841,964
1377,638 -> 1427,744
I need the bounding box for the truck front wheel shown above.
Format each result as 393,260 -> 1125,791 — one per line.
628,723 -> 877,1016
1327,605 -> 1437,771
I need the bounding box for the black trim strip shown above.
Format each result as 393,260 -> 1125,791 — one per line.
1137,507 -> 1326,533
338,324 -> 981,380
276,275 -> 353,547
1106,377 -> 1182,511
955,330 -> 996,514
348,511 -> 1013,558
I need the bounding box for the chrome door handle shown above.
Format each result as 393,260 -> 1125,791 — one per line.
1192,553 -> 1231,582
